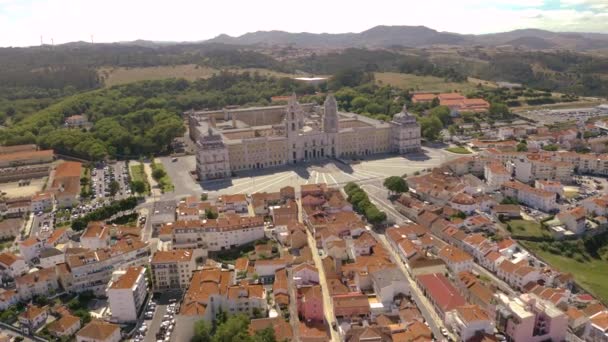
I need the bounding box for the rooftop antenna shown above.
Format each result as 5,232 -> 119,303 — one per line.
40,35 -> 43,45
51,38 -> 54,46
90,34 -> 94,44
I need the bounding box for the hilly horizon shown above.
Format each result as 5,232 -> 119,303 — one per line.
203,25 -> 608,51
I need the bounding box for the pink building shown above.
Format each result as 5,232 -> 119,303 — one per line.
495,293 -> 567,342
297,285 -> 324,323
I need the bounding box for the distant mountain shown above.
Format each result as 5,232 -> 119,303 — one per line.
205,25 -> 608,51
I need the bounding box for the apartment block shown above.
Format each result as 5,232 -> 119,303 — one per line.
107,266 -> 147,323
151,249 -> 195,292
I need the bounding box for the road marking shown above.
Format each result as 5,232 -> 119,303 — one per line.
254,172 -> 296,193
327,173 -> 339,186
237,172 -> 294,193
322,173 -> 328,185
315,171 -> 319,184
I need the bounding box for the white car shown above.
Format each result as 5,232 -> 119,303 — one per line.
440,328 -> 449,337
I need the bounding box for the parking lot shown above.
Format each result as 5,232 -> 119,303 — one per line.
143,292 -> 181,342
160,147 -> 459,199
91,161 -> 132,202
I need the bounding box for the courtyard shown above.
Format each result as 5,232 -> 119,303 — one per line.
159,147 -> 460,199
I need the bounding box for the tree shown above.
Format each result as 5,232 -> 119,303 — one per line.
131,180 -> 147,194
200,193 -> 208,201
212,314 -> 251,342
152,167 -> 166,181
429,105 -> 451,126
344,182 -> 359,195
383,176 -> 409,195
430,97 -> 440,108
516,142 -> 528,152
205,209 -> 218,219
365,206 -> 387,224
489,102 -> 510,119
419,116 -> 443,141
109,180 -> 120,196
192,320 -> 212,342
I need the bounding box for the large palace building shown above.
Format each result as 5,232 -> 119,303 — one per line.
188,94 -> 421,180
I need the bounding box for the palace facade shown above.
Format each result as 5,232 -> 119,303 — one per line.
189,94 -> 421,180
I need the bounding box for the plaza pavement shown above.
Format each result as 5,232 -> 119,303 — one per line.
159,147 -> 460,200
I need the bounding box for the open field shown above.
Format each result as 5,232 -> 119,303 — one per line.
151,159 -> 174,193
507,219 -> 550,239
129,164 -> 150,195
512,100 -> 605,113
99,65 -> 300,87
1,178 -> 46,198
522,241 -> 608,304
374,72 -> 477,93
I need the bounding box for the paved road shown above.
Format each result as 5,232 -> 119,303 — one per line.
376,233 -> 453,341
286,268 -> 301,342
297,198 -> 338,342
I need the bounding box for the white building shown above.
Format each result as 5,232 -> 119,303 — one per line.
446,305 -> 494,341
171,215 -> 265,252
585,311 -> 608,342
67,239 -> 150,294
0,252 -> 28,278
30,192 -> 53,213
107,266 -> 147,323
15,267 -> 59,300
151,249 -> 196,292
484,162 -> 511,191
502,181 -> 558,212
19,237 -> 45,262
38,248 -> 65,269
438,246 -> 474,274
80,223 -> 110,250
292,263 -> 319,287
370,267 -> 410,307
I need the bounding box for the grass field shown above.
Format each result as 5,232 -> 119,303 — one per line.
374,72 -> 477,93
445,146 -> 472,154
522,241 -> 608,303
99,65 -> 300,87
507,219 -> 550,238
151,160 -> 174,193
129,164 -> 150,195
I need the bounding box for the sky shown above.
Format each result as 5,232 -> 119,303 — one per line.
0,0 -> 607,47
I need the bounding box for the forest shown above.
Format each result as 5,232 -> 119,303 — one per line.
0,72 -> 320,160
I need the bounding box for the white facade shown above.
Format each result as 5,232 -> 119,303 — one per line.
151,250 -> 196,292
107,267 -> 147,323
502,182 -> 558,212
446,305 -> 494,342
484,162 -> 511,191
0,253 -> 28,278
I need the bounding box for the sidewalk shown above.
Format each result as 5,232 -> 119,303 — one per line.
143,162 -> 162,198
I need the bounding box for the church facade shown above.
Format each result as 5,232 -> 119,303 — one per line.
189,94 -> 421,181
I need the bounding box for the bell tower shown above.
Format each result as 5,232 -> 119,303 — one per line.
323,94 -> 338,133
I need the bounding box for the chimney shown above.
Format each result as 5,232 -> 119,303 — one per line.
232,115 -> 237,128
210,116 -> 217,128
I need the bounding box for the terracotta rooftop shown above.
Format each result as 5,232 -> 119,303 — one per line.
439,245 -> 473,264
590,311 -> 608,331
76,320 -> 119,340
0,149 -> 53,163
109,266 -> 144,290
417,273 -> 466,312
19,305 -> 47,321
0,252 -> 22,266
248,317 -> 293,341
47,314 -> 80,334
151,249 -> 193,264
54,161 -> 82,178
456,304 -> 490,323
